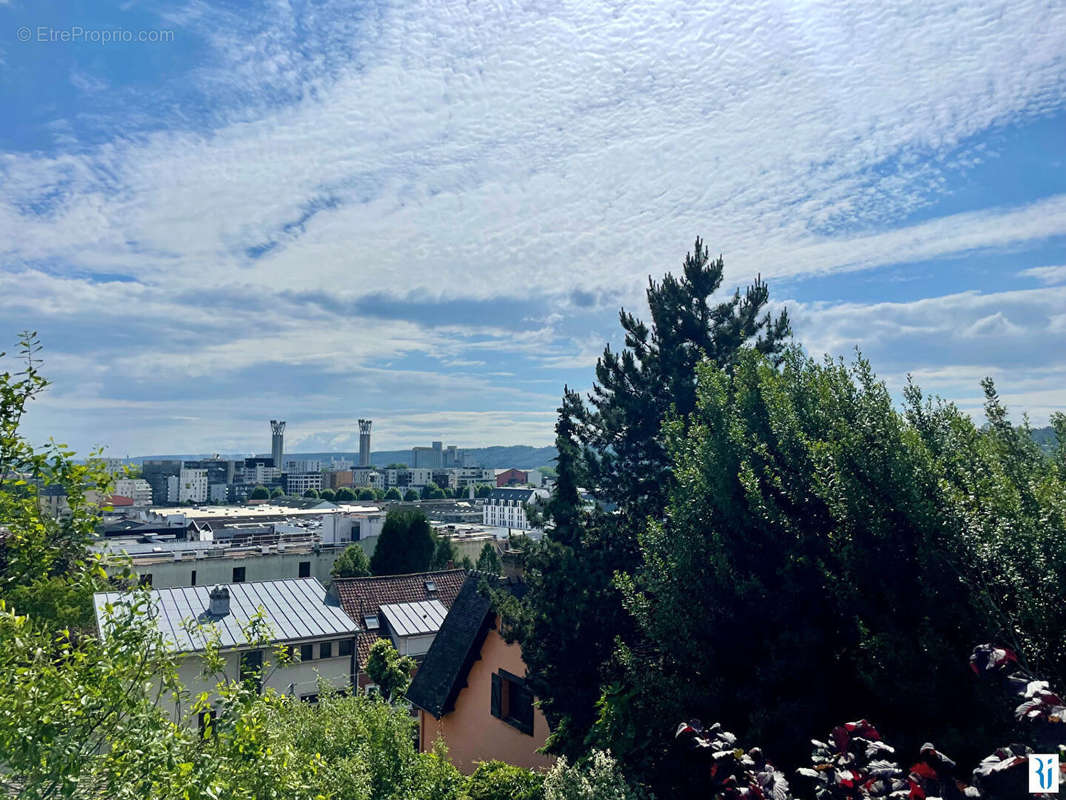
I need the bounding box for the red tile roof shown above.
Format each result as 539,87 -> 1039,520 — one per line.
333,569 -> 468,670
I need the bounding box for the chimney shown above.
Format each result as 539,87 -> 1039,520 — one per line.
208,585 -> 230,616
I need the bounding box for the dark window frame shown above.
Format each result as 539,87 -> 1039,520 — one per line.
300,643 -> 314,662
490,669 -> 534,735
338,639 -> 354,657
298,561 -> 311,578
319,641 -> 332,659
232,566 -> 246,583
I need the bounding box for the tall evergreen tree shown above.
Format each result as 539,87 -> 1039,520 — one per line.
502,240 -> 791,757
369,509 -> 436,576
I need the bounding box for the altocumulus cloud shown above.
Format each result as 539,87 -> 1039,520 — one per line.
0,0 -> 1064,452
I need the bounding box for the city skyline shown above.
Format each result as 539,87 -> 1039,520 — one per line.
1,1 -> 1064,456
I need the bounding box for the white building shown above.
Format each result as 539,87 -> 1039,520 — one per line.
286,472 -> 324,495
93,578 -> 359,712
383,468 -> 434,490
482,488 -> 548,531
208,483 -> 230,503
113,478 -> 153,506
178,468 -> 208,504
285,459 -> 323,474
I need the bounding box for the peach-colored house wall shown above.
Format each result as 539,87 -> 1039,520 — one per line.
419,616 -> 554,774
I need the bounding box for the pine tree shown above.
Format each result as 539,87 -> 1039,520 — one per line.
505,239 -> 791,757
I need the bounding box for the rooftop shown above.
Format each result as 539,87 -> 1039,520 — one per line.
93,577 -> 357,653
332,569 -> 468,668
406,572 -> 528,718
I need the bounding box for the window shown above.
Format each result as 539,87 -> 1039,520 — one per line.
232,566 -> 246,583
338,639 -> 353,657
298,561 -> 311,578
300,643 -> 313,662
490,669 -> 534,735
240,650 -> 263,693
138,573 -> 152,587
300,693 -> 319,704
319,641 -> 332,659
364,614 -> 379,630
190,569 -> 197,586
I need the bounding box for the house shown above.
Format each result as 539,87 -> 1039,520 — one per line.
406,573 -> 553,773
92,577 -> 359,715
482,487 -> 548,531
331,569 -> 468,689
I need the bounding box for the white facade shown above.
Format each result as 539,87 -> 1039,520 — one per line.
482,489 -> 548,530
452,468 -> 495,488
113,478 -> 153,505
383,468 -> 434,489
351,468 -> 384,489
178,468 -> 208,504
320,511 -> 385,545
285,472 -> 324,495
173,640 -> 353,711
285,459 -> 323,473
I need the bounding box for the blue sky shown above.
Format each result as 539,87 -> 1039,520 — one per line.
1,0 -> 1064,457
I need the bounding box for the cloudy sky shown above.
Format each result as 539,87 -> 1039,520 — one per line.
1,1 -> 1064,457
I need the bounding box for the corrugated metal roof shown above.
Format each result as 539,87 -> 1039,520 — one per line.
380,599 -> 448,637
93,578 -> 358,654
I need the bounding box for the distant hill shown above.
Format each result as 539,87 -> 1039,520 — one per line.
126,445 -> 558,470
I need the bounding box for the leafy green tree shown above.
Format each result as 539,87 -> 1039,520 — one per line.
249,485 -> 270,500
421,482 -> 445,500
0,332 -> 112,629
503,241 -> 791,759
386,462 -> 408,469
541,750 -> 641,800
335,486 -> 356,501
371,488 -> 386,501
464,760 -> 544,800
429,535 -> 457,570
603,349 -> 1066,788
357,488 -> 376,501
303,488 -> 319,499
331,544 -> 371,578
384,487 -> 402,501
270,486 -> 285,498
366,639 -> 416,701
319,488 -> 336,501
475,542 -> 501,575
369,509 -> 436,576
271,687 -> 464,800
476,484 -> 493,498
403,489 -> 420,502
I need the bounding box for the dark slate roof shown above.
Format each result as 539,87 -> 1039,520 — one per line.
332,569 -> 468,669
93,578 -> 357,654
406,572 -> 527,718
486,487 -> 537,503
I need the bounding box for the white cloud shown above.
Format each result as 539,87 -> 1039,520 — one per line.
3,0 -> 1066,451
1019,265 -> 1066,284
790,286 -> 1066,424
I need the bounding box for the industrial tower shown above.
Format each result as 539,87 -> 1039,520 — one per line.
358,419 -> 372,466
270,420 -> 286,469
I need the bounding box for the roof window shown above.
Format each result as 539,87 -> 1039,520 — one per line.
364,614 -> 379,630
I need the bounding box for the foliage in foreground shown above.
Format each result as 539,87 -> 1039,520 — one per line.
463,759 -> 544,800
674,645 -> 1065,800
